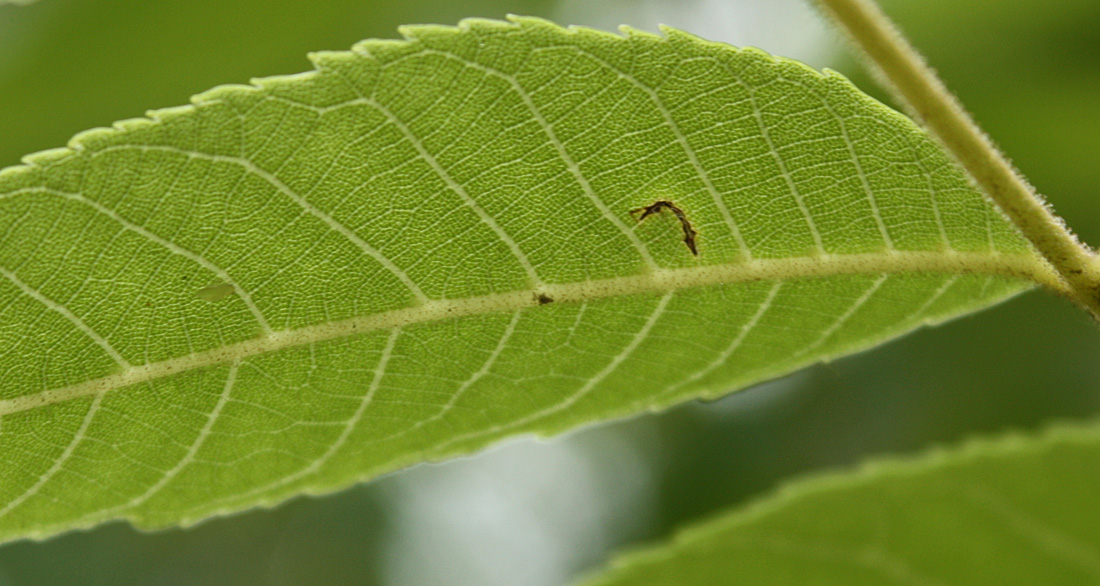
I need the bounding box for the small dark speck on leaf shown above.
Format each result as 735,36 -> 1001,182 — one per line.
536,293 -> 554,305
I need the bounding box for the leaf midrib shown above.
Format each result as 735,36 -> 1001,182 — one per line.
0,249 -> 1056,417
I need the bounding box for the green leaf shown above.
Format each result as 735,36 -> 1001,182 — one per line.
0,16 -> 1052,541
579,420 -> 1100,585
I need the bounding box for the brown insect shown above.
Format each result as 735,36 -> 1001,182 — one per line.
629,200 -> 698,256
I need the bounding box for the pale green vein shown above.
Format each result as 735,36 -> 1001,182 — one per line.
428,290 -> 674,454
906,143 -> 953,250
790,272 -> 889,359
399,48 -> 659,268
729,535 -> 948,586
88,144 -> 431,304
0,250 -> 1059,419
366,308 -> 524,448
0,391 -> 107,520
703,54 -> 828,254
0,263 -> 131,369
119,361 -> 240,512
911,274 -> 960,323
184,327 -> 402,521
52,362 -> 244,527
549,39 -> 754,258
963,483 -> 1100,577
655,280 -> 783,400
814,90 -> 896,249
0,187 -> 273,334
338,93 -> 543,286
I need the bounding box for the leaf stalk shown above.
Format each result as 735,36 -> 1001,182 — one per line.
813,0 -> 1100,318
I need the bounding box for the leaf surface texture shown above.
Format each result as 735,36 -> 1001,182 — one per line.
0,17 -> 1047,540
580,421 -> 1100,585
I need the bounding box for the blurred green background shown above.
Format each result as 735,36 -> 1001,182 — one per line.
1,0 -> 1099,584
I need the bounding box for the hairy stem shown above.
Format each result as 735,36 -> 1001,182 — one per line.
813,0 -> 1100,318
